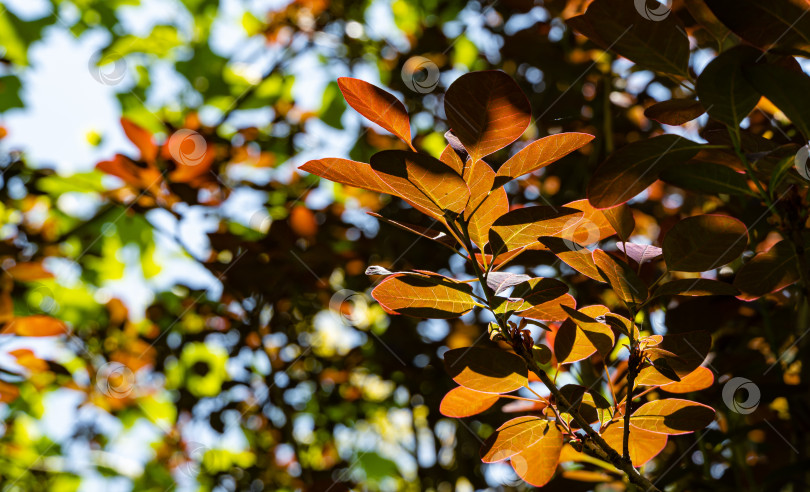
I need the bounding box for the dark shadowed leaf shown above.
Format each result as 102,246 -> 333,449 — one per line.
733,239 -> 799,300
644,99 -> 705,126
587,135 -> 704,209
567,0 -> 690,76
652,278 -> 739,298
630,399 -> 715,435
337,77 -> 412,145
593,250 -> 648,304
493,133 -> 595,188
662,215 -> 748,272
560,305 -> 615,358
636,331 -> 712,385
554,305 -> 611,364
444,347 -> 528,394
696,46 -> 762,127
368,212 -> 456,247
371,273 -> 478,318
489,206 -> 583,256
370,150 -> 470,218
511,277 -> 570,310
440,386 -> 499,417
744,63 -> 810,140
704,0 -> 810,54
444,71 -> 531,163
602,203 -> 635,241
660,162 -> 754,196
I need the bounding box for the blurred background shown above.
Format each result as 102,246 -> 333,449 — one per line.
0,0 -> 808,490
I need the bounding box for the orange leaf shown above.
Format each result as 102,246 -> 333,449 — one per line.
299,158 -> 391,194
494,133 -> 594,187
371,273 -> 477,318
538,237 -> 603,281
481,416 -> 553,462
509,421 -> 563,487
630,399 -> 715,435
121,118 -> 158,164
165,130 -> 216,183
96,154 -> 163,191
440,386 -> 499,417
489,206 -> 583,256
5,262 -> 53,281
560,305 -> 615,358
511,277 -> 570,312
0,381 -> 19,403
601,421 -> 667,466
440,144 -> 466,176
444,70 -> 531,163
636,331 -> 712,385
444,347 -> 528,394
4,315 -> 67,337
337,77 -> 412,146
518,293 -> 576,322
660,366 -> 715,393
593,249 -> 648,305
556,199 -> 622,246
553,305 -> 610,364
370,150 -> 470,218
464,160 -> 508,251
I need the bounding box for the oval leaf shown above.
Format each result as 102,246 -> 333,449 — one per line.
652,278 -> 739,298
371,273 -> 477,318
602,421 -> 667,466
4,315 -> 67,337
299,158 -> 391,194
593,250 -> 648,304
489,206 -> 583,256
444,347 -> 528,394
696,46 -> 762,127
480,416 -> 552,462
337,77 -> 412,145
733,239 -> 799,300
660,367 -> 715,394
662,215 -> 748,272
637,331 -> 712,385
494,133 -> 595,188
444,71 -> 531,163
644,99 -> 705,126
440,386 -> 499,418
510,422 -> 563,487
630,399 -> 716,435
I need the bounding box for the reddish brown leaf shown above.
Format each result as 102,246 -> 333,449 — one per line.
518,293 -> 576,322
0,381 -> 19,403
440,144 -> 466,176
560,305 -> 615,358
440,386 -> 499,417
630,399 -> 715,435
464,160 -> 509,250
660,367 -> 715,393
370,150 -> 470,218
494,133 -> 594,187
539,238 -> 603,281
662,215 -> 748,272
367,212 -> 456,247
733,239 -> 799,300
5,262 -> 53,281
554,199 -> 621,246
489,206 -> 583,256
652,278 -> 739,298
553,305 -> 611,364
644,99 -> 705,126
444,347 -> 528,394
337,77 -> 412,145
371,273 -> 478,319
4,315 -> 67,337
593,250 -> 648,305
299,158 -> 391,194
444,71 -> 531,163
121,118 -> 157,163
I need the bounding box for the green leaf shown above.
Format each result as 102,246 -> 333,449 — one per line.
744,63 -> 810,140
660,162 -> 754,196
587,135 -> 704,209
696,46 -> 762,127
0,75 -> 23,112
705,0 -> 810,54
567,0 -> 690,76
662,215 -> 748,272
444,347 -> 528,394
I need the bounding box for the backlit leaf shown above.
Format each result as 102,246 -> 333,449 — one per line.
512,277 -> 570,311
660,367 -> 715,393
554,305 -> 611,364
561,305 -> 615,358
539,237 -> 603,281
509,422 -> 563,487
518,293 -> 577,322
637,331 -> 712,385
465,160 -> 509,250
652,278 -> 739,298
480,416 -> 552,462
0,381 -> 19,404
662,215 -> 748,272
337,77 -> 412,145
440,144 -> 466,175
587,135 -> 703,209
370,150 -> 471,218
371,273 -> 478,318
494,133 -> 595,188
121,118 -> 158,163
733,239 -> 799,300
4,315 -> 67,337
593,250 -> 648,304
616,243 -> 663,264
601,204 -> 635,242
644,99 -> 705,126
696,46 -> 762,127
489,206 -> 583,256
299,158 -> 391,194
444,347 -> 528,394
440,386 -> 499,417
554,199 -> 621,246
444,71 -> 531,163
567,0 -> 690,76
486,271 -> 532,295
630,399 -> 716,435
602,421 -> 667,466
